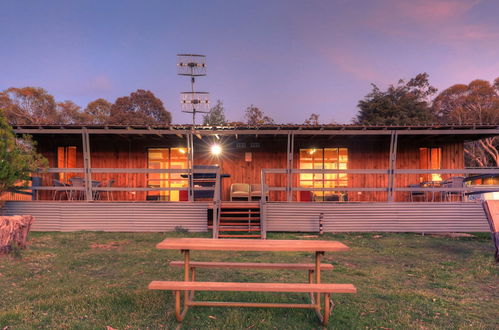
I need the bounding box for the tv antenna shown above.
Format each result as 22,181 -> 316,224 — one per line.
177,54 -> 210,125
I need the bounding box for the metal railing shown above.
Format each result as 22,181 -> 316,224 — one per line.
260,168 -> 499,202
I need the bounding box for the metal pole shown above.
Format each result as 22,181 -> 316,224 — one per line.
82,129 -> 93,201
260,170 -> 267,239
387,131 -> 398,202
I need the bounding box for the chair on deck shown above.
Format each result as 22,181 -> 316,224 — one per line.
408,184 -> 426,202
52,179 -> 68,200
230,183 -> 250,201
105,179 -> 115,201
69,177 -> 84,200
250,184 -> 268,201
441,177 -> 465,201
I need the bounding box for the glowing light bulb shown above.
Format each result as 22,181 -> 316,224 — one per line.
211,144 -> 222,156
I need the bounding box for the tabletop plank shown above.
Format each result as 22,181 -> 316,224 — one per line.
156,238 -> 349,252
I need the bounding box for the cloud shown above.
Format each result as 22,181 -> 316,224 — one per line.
324,47 -> 381,82
89,75 -> 112,91
366,0 -> 498,45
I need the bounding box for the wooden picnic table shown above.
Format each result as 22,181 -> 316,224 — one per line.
151,238 -> 355,325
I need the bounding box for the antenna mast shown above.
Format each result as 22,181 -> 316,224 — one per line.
177,54 -> 210,125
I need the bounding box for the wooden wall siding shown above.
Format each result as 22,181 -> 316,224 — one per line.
195,136 -> 288,201
394,137 -> 464,202
29,134 -> 464,202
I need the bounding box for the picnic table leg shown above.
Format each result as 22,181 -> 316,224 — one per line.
182,250 -> 191,318
314,251 -> 324,322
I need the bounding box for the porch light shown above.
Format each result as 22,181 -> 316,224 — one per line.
211,144 -> 222,156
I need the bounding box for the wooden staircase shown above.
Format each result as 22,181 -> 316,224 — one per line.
209,202 -> 262,239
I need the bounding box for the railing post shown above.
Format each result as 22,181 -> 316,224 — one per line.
387,130 -> 398,202
187,133 -> 194,202
82,128 -> 93,201
260,169 -> 267,239
286,132 -> 294,202
212,168 -> 221,239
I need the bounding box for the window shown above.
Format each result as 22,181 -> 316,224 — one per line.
147,148 -> 188,201
419,147 -> 442,182
57,146 -> 77,182
299,148 -> 348,199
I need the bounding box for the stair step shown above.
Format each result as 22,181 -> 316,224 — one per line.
220,217 -> 260,221
218,222 -> 260,226
220,211 -> 260,215
218,234 -> 262,238
219,228 -> 261,232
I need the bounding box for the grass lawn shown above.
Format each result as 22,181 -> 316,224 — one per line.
0,231 -> 497,329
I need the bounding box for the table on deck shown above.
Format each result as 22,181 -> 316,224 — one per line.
155,238 -> 351,324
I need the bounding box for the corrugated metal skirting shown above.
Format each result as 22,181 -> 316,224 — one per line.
3,202 -> 209,232
266,202 -> 489,232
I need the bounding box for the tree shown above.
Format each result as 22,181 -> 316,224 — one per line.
244,105 -> 274,125
0,111 -> 47,195
355,73 -> 437,125
203,100 -> 227,126
304,113 -> 320,125
84,98 -> 112,124
109,89 -> 172,125
57,101 -> 90,124
433,78 -> 499,167
0,87 -> 59,125
433,79 -> 499,125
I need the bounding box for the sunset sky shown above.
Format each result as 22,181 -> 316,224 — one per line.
1,0 -> 498,124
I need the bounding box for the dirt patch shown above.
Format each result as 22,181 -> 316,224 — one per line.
90,241 -> 128,250
428,233 -> 476,238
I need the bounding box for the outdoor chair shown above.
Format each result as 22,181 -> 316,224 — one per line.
69,177 -> 84,200
408,184 -> 426,202
91,180 -> 101,200
250,184 -> 268,201
230,183 -> 250,201
441,177 -> 465,202
105,179 -> 115,201
52,179 -> 68,200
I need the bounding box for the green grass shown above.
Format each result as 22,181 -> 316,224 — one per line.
0,232 -> 497,329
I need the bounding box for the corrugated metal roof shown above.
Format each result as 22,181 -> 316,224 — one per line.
12,124 -> 499,136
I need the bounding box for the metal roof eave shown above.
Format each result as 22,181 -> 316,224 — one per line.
12,125 -> 499,136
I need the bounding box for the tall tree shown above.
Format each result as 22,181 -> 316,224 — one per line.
0,87 -> 59,125
433,79 -> 499,125
355,73 -> 437,125
203,100 -> 227,126
57,101 -> 90,124
0,110 -> 47,195
433,78 -> 499,167
244,105 -> 274,125
84,98 -> 112,124
109,89 -> 172,125
304,113 -> 320,125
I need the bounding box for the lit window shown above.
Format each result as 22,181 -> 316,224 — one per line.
147,148 -> 188,201
419,147 -> 442,182
299,148 -> 348,200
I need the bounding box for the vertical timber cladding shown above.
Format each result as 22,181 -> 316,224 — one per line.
4,201 -> 209,232
266,202 -> 489,233
194,135 -> 289,201
292,135 -> 392,202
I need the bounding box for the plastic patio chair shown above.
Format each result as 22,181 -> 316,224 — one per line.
230,183 -> 250,201
250,184 -> 268,201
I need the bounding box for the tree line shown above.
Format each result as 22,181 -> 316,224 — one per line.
1,74 -> 498,167
0,88 -> 171,125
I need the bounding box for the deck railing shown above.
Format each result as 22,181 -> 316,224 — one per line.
261,168 -> 499,202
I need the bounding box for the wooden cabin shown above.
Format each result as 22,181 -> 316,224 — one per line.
1,124 -> 498,236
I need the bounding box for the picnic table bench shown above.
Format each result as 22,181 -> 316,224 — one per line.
149,238 -> 356,326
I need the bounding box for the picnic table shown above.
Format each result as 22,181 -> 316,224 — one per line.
149,238 -> 356,325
